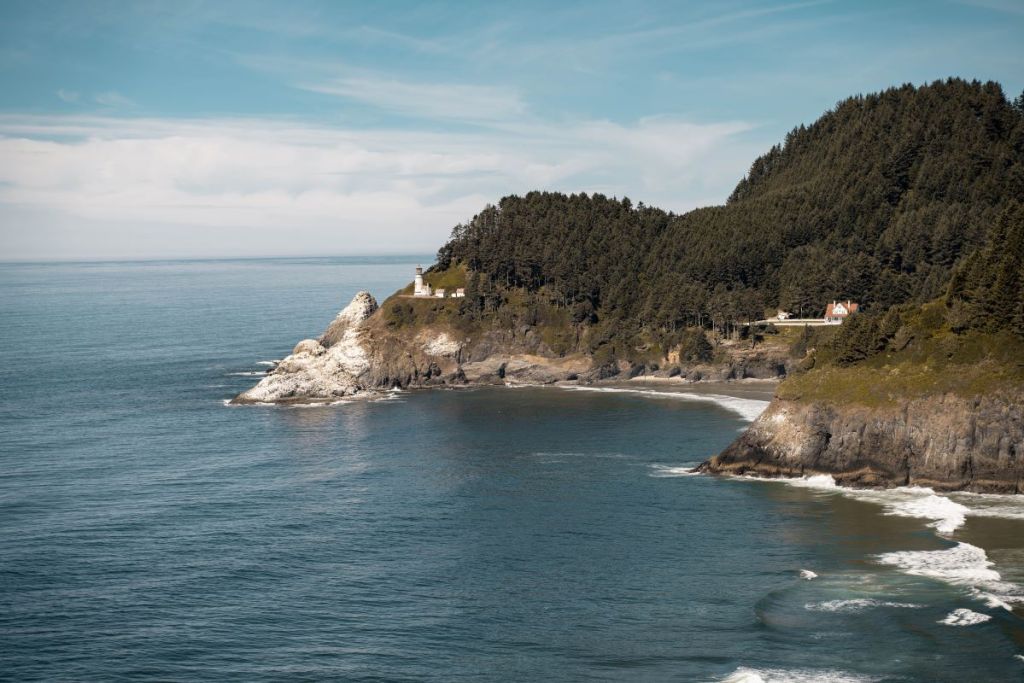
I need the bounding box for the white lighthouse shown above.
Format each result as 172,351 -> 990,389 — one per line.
413,266 -> 432,297
414,266 -> 424,295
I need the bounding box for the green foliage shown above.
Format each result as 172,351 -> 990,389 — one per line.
422,262 -> 468,291
828,314 -> 885,366
678,328 -> 714,362
385,302 -> 416,328
422,79 -> 1024,364
779,314 -> 1024,407
945,201 -> 1024,337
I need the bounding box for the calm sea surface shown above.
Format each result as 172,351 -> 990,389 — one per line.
2,257 -> 1023,682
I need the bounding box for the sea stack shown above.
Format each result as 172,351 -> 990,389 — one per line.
231,291 -> 379,404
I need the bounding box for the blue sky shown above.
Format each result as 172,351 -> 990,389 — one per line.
1,0 -> 1022,260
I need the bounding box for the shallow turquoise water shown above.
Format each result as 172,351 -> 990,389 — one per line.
2,257 -> 1023,681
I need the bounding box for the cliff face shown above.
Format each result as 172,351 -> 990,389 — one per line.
699,392 -> 1024,493
231,292 -> 595,404
232,292 -> 380,403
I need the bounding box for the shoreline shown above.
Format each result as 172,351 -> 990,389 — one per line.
229,374 -> 780,409
670,468 -> 1024,619
620,375 -> 779,401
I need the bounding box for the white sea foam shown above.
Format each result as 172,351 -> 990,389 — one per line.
804,598 -> 923,612
947,491 -> 1024,522
882,492 -> 968,535
267,399 -> 353,408
1015,654 -> 1024,663
938,608 -> 992,626
558,385 -> 770,422
649,464 -> 703,477
228,371 -> 267,376
774,476 -> 969,535
782,474 -> 839,491
876,542 -> 1000,585
720,667 -> 878,683
799,569 -> 817,580
256,360 -> 278,366
875,542 -> 1024,610
752,467 -> 1024,535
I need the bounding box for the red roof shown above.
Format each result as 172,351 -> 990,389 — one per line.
826,301 -> 859,317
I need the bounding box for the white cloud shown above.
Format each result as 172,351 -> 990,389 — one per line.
56,89 -> 80,103
0,113 -> 759,259
302,76 -> 528,124
93,91 -> 136,108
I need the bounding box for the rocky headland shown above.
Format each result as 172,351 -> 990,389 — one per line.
231,290 -> 791,405
231,290 -> 1023,495
232,290 -> 1023,495
698,391 -> 1024,493
232,79 -> 1024,492
232,290 -> 597,404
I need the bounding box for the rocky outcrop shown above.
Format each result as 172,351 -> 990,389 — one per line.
232,292 -> 380,403
699,392 -> 1024,493
231,292 -> 595,404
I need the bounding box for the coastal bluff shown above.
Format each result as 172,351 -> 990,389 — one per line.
699,391 -> 1024,494
231,291 -> 595,404
231,289 -> 792,405
232,292 -> 1024,495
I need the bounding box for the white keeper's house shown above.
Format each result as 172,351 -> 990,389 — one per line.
825,300 -> 859,323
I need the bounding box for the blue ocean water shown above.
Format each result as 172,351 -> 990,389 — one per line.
2,257 -> 1023,682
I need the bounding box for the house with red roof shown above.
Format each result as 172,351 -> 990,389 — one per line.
825,300 -> 859,323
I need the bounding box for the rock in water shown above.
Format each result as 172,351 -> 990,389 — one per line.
231,292 -> 379,404
699,392 -> 1024,493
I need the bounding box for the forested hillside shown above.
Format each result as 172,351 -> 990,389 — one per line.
430,79 -> 1024,361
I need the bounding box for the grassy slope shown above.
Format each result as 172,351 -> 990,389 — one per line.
380,265 -> 578,355
777,302 -> 1024,407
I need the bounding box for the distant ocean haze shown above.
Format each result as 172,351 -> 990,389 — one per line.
1,257 -> 1023,681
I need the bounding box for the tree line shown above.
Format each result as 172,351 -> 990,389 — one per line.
432,79 -> 1024,358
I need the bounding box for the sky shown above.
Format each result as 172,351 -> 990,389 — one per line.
0,0 -> 1022,261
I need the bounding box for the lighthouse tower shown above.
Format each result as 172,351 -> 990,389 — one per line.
414,266 -> 424,296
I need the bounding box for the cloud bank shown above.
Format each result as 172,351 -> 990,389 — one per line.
0,112 -> 757,260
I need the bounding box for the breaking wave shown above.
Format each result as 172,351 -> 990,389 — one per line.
744,474 -> 1024,616
649,463 -> 703,477
875,542 -> 1024,610
773,475 -> 1022,535
804,598 -> 923,612
720,667 -> 878,683
938,608 -> 992,626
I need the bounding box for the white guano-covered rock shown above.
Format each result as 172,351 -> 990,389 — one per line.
418,330 -> 463,357
233,292 -> 378,403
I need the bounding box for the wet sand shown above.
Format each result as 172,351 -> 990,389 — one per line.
619,376 -> 779,401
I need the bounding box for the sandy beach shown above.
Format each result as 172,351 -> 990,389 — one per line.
620,376 -> 779,402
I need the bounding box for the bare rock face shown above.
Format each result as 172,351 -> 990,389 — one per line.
232,287 -> 599,404
699,391 -> 1024,493
231,292 -> 379,404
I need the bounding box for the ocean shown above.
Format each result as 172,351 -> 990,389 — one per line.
2,256 -> 1023,682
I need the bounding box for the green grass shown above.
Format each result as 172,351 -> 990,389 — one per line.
779,300 -> 1024,406
423,263 -> 468,291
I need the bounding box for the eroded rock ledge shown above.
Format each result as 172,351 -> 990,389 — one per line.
232,291 -> 795,405
698,392 -> 1024,493
231,291 -> 597,404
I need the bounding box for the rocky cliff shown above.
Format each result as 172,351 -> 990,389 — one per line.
231,292 -> 595,404
231,293 -> 1023,494
232,291 -> 794,405
699,391 -> 1024,493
